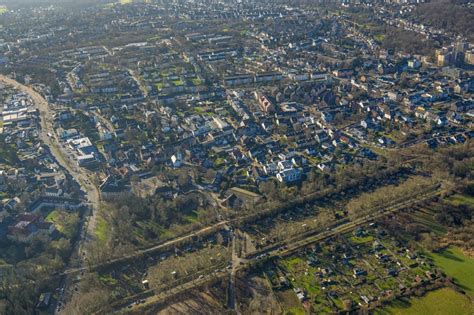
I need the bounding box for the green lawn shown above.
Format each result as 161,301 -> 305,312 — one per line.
191,78 -> 202,86
448,194 -> 474,207
172,79 -> 184,86
378,287 -> 473,315
184,214 -> 199,224
350,235 -> 374,244
286,307 -> 305,315
281,257 -> 304,273
411,211 -> 447,235
95,217 -> 109,243
194,106 -> 205,114
427,247 -> 474,297
46,210 -> 60,222
374,34 -> 386,42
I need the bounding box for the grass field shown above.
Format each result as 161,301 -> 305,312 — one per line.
448,194 -> 474,207
95,217 -> 109,243
350,235 -> 374,244
377,287 -> 473,315
172,79 -> 184,86
427,247 -> 474,297
191,78 -> 202,86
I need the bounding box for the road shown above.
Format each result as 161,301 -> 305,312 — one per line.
0,75 -> 100,313
0,75 -> 99,203
0,75 -> 100,242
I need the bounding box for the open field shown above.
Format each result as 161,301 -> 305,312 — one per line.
427,247 -> 474,297
448,194 -> 474,207
377,287 -> 473,315
95,217 -> 109,243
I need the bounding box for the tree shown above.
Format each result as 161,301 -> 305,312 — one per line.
49,238 -> 71,261
422,233 -> 440,252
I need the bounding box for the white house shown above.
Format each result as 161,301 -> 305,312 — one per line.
171,152 -> 183,168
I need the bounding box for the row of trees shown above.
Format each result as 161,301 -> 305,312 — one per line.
345,176 -> 437,217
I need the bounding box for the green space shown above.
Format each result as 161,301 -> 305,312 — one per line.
281,257 -> 304,272
191,77 -> 202,86
194,106 -> 205,114
214,157 -> 226,168
100,274 -> 118,286
448,194 -> 474,207
350,235 -> 374,244
172,79 -> 184,86
95,217 -> 109,243
411,211 -> 447,235
374,34 -> 386,42
46,210 -> 80,239
427,247 -> 474,297
286,307 -> 305,315
184,214 -> 199,224
0,6 -> 7,14
276,289 -> 304,315
378,287 -> 473,315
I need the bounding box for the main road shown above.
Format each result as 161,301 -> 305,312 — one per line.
0,75 -> 100,236
0,75 -> 100,312
0,75 -> 99,202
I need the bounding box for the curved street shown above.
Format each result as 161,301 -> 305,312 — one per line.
0,75 -> 101,312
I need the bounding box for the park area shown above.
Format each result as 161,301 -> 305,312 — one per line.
377,287 -> 473,315
427,247 -> 474,297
